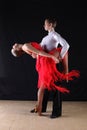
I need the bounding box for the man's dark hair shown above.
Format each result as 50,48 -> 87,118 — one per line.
45,17 -> 57,28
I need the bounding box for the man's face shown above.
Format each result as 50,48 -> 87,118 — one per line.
43,20 -> 52,31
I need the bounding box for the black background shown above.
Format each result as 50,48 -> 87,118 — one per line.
0,0 -> 87,100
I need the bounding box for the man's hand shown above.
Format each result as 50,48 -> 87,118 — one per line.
52,55 -> 59,63
58,56 -> 62,62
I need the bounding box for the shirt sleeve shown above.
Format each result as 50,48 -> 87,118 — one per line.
54,34 -> 70,59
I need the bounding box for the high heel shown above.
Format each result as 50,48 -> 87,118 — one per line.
30,105 -> 38,113
30,105 -> 42,116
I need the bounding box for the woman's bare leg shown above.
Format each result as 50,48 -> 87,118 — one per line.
37,87 -> 45,116
12,43 -> 59,62
22,43 -> 59,63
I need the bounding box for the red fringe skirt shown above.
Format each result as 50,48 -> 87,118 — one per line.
31,42 -> 80,93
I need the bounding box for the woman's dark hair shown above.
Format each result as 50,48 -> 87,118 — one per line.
45,17 -> 57,28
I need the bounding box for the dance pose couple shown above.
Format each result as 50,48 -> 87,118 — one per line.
11,17 -> 80,118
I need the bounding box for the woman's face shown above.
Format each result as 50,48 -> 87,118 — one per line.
44,20 -> 52,31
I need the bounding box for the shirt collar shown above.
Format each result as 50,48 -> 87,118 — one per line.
48,29 -> 55,35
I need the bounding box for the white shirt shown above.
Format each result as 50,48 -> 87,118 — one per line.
40,30 -> 70,59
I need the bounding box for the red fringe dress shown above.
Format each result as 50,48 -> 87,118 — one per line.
31,42 -> 80,93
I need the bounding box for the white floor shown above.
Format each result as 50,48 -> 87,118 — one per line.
0,100 -> 87,130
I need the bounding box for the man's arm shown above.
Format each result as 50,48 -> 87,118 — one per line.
59,36 -> 69,59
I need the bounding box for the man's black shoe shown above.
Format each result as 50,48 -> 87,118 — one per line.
50,114 -> 61,119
